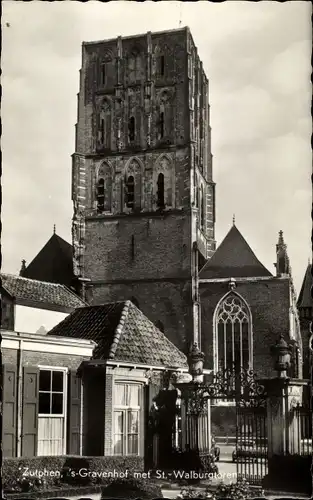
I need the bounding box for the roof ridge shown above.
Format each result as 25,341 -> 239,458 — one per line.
1,273 -> 63,288
108,301 -> 131,359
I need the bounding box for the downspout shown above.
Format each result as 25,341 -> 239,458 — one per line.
16,335 -> 23,457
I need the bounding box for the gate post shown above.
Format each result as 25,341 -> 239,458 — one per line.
174,343 -> 212,470
261,335 -> 311,495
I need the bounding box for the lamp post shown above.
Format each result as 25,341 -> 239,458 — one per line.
271,334 -> 292,379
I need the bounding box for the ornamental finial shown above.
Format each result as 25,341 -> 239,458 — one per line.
232,214 -> 235,226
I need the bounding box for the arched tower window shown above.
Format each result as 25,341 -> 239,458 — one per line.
97,99 -> 111,149
214,293 -> 252,374
128,51 -> 142,83
97,162 -> 113,212
125,176 -> 135,209
128,116 -> 135,143
97,178 -> 105,213
157,173 -> 165,209
157,91 -> 172,142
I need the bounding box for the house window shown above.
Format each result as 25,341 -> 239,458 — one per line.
157,173 -> 165,209
128,116 -> 135,143
38,368 -> 66,456
97,178 -> 105,212
125,176 -> 135,209
113,383 -> 141,456
214,293 -> 251,374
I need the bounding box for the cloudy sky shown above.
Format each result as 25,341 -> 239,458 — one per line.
2,1 -> 311,293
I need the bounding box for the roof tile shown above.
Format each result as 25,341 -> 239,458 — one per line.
1,273 -> 85,310
200,225 -> 272,279
48,301 -> 187,369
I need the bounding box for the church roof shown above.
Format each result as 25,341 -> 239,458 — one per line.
297,263 -> 312,309
48,301 -> 188,369
1,273 -> 85,311
21,233 -> 75,288
199,225 -> 272,279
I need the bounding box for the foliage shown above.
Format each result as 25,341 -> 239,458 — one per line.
3,455 -> 144,494
176,487 -> 216,499
100,476 -> 163,499
215,478 -> 261,500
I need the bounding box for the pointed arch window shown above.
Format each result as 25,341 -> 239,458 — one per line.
214,293 -> 251,374
98,99 -> 111,149
128,116 -> 135,143
157,173 -> 165,209
97,162 -> 113,213
97,178 -> 105,212
125,175 -> 135,209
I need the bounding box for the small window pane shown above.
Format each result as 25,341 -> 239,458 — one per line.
39,370 -> 51,391
114,410 -> 124,434
128,410 -> 139,433
115,385 -> 126,406
127,385 -> 139,406
127,434 -> 138,455
51,393 -> 63,414
39,392 -> 51,414
52,371 -> 63,392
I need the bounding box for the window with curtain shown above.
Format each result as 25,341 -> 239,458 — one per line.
38,368 -> 66,456
215,293 -> 251,374
113,383 -> 141,456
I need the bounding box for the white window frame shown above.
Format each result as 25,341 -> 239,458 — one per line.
112,381 -> 144,457
38,365 -> 68,455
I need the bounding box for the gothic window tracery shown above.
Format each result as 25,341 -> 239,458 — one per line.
214,293 -> 252,373
128,50 -> 142,83
154,155 -> 172,209
99,52 -> 114,87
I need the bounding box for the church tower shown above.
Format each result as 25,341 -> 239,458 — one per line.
71,27 -> 216,351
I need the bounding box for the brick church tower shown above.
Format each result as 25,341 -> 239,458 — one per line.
71,27 -> 216,351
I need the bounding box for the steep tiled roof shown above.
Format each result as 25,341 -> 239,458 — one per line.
200,225 -> 272,279
297,263 -> 312,309
1,274 -> 85,311
48,301 -> 187,369
21,233 -> 75,288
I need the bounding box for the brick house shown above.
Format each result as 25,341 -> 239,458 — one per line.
2,299 -> 187,459
1,273 -> 86,334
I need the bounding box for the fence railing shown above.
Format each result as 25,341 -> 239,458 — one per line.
288,403 -> 312,456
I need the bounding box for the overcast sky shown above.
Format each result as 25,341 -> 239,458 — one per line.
2,1 -> 311,293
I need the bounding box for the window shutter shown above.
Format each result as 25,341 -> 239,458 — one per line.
67,370 -> 82,455
2,364 -> 17,457
21,366 -> 39,457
